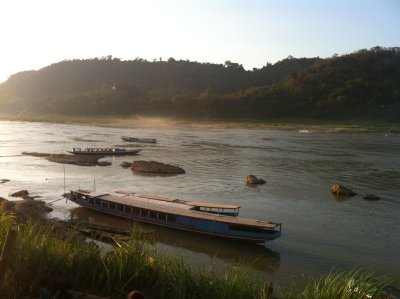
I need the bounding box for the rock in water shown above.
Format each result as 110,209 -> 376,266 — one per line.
363,194 -> 380,200
246,175 -> 266,185
132,160 -> 185,174
120,161 -> 133,168
330,184 -> 356,197
10,190 -> 30,198
98,161 -> 112,166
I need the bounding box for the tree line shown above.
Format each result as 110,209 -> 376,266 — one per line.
0,46 -> 399,121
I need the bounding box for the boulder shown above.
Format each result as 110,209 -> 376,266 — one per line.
98,161 -> 112,167
132,160 -> 185,174
0,197 -> 53,220
23,152 -> 108,167
47,154 -> 106,166
363,194 -> 380,201
10,190 -> 30,198
0,179 -> 10,184
330,184 -> 356,197
21,151 -> 50,157
246,175 -> 266,185
120,161 -> 133,168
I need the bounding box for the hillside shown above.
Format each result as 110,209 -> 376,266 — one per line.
0,47 -> 399,121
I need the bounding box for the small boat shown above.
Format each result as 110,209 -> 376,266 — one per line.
67,147 -> 141,156
67,189 -> 282,243
121,136 -> 157,144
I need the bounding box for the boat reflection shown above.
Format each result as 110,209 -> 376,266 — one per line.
70,207 -> 280,274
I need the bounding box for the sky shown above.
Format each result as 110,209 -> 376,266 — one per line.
0,0 -> 399,83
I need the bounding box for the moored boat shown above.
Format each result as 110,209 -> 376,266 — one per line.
68,147 -> 141,156
67,189 -> 282,243
121,136 -> 157,143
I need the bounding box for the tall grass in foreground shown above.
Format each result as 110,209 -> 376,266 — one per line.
286,270 -> 392,299
1,219 -> 103,297
0,218 -> 267,298
0,216 -> 396,298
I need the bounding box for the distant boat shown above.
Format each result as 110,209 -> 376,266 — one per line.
121,136 -> 157,144
388,127 -> 400,134
68,189 -> 282,243
67,147 -> 141,156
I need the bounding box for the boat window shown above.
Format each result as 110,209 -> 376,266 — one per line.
89,198 -> 94,205
117,204 -> 123,212
109,202 -> 116,210
167,214 -> 176,222
158,212 -> 167,221
133,208 -> 140,215
95,199 -> 101,206
101,201 -> 108,208
149,211 -> 157,219
125,206 -> 132,214
229,225 -> 266,233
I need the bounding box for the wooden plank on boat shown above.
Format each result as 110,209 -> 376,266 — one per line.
139,194 -> 179,202
115,190 -> 134,195
184,201 -> 240,210
78,188 -> 92,194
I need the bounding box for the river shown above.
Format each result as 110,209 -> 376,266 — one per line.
0,120 -> 399,286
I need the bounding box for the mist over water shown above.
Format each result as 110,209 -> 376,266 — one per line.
1,120 -> 399,285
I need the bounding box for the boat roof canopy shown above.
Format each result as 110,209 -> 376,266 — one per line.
139,194 -> 179,202
185,201 -> 240,210
139,194 -> 240,209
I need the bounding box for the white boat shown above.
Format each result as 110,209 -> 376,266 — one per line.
68,147 -> 141,156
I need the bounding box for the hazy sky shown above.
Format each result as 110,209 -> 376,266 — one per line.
0,0 -> 399,83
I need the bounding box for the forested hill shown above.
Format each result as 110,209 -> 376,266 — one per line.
0,47 -> 399,121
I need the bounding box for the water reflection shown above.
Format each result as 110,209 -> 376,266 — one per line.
330,193 -> 354,202
70,207 -> 280,274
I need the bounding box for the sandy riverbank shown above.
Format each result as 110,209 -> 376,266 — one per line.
0,114 -> 398,133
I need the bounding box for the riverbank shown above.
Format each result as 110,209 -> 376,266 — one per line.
0,114 -> 398,133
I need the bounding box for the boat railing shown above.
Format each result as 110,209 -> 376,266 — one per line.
257,222 -> 281,231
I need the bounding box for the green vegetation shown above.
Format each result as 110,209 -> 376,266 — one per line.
0,47 -> 399,122
0,213 -> 397,299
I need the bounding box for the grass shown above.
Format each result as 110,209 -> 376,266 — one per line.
0,216 -> 269,298
286,270 -> 392,299
0,214 -> 397,298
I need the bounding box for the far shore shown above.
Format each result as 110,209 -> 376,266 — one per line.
0,114 -> 398,133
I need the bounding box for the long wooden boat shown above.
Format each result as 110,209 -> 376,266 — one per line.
121,136 -> 157,144
68,189 -> 282,243
68,147 -> 141,156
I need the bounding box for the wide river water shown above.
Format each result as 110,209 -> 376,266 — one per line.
0,120 -> 399,286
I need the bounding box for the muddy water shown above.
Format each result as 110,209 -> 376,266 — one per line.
1,120 -> 399,285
